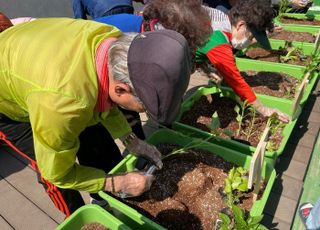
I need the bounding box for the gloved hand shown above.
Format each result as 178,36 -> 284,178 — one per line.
121,132 -> 163,169
291,0 -> 308,8
251,100 -> 290,123
105,172 -> 154,197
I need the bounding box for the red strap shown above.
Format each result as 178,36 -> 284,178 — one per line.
0,131 -> 38,171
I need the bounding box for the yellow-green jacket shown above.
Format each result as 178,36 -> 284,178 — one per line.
0,18 -> 131,193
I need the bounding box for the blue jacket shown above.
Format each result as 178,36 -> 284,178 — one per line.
73,0 -> 133,19
95,14 -> 143,32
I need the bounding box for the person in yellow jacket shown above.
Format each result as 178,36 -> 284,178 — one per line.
0,18 -> 191,216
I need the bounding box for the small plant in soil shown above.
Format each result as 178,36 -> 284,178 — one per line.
219,205 -> 267,230
181,93 -> 285,150
223,167 -> 249,208
266,113 -> 286,151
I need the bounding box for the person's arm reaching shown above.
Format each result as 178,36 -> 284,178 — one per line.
206,44 -> 290,122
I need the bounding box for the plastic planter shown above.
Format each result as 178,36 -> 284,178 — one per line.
276,13 -> 320,29
232,58 -> 319,108
269,24 -> 319,50
98,129 -> 276,228
56,204 -> 131,230
173,86 -> 300,160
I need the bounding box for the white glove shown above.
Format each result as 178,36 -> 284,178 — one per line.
122,133 -> 163,169
251,100 -> 290,123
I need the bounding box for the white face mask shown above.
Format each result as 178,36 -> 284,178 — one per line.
231,37 -> 251,50
231,27 -> 251,50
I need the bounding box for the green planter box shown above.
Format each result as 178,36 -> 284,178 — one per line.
98,129 -> 276,229
269,24 -> 319,49
173,86 -> 300,159
232,58 -> 319,108
56,204 -> 131,230
276,13 -> 320,29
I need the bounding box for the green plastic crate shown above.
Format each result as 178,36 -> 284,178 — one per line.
98,129 -> 276,229
231,58 -> 319,108
56,204 -> 131,230
173,86 -> 300,159
276,13 -> 320,28
269,24 -> 319,49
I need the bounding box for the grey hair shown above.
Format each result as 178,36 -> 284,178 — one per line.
108,33 -> 138,88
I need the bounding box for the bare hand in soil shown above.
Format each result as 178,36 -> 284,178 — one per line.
124,134 -> 163,169
273,24 -> 283,33
119,172 -> 154,197
252,100 -> 290,123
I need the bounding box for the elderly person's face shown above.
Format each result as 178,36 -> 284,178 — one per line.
108,69 -> 146,113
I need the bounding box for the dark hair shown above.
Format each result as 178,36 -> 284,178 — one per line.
0,12 -> 13,32
143,0 -> 212,51
228,0 -> 274,33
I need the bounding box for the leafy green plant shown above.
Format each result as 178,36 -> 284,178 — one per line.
266,113 -> 285,151
279,42 -> 307,64
206,112 -> 233,138
241,106 -> 258,141
278,0 -> 290,16
218,205 -> 268,230
224,167 -> 249,208
234,101 -> 249,137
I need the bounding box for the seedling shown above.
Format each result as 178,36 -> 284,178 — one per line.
241,106 -> 258,141
218,205 -> 268,230
266,113 -> 285,151
223,167 -> 248,208
278,0 -> 290,16
234,101 -> 250,137
206,112 -> 233,138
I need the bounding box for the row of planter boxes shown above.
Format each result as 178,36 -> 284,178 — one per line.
57,13 -> 319,230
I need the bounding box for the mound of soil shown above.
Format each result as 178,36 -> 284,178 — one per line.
81,223 -> 108,230
123,145 -> 263,230
245,47 -> 311,66
280,16 -> 320,26
269,30 -> 315,43
240,70 -> 300,99
180,94 -> 283,148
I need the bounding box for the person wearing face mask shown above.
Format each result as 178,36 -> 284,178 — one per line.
195,0 -> 290,123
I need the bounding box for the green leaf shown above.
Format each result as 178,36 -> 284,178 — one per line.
234,105 -> 240,114
228,167 -> 236,180
210,112 -> 221,130
223,128 -> 233,137
237,178 -> 248,192
247,215 -> 263,226
219,213 -> 231,225
220,225 -> 230,230
232,205 -> 247,228
224,178 -> 232,193
232,177 -> 242,190
237,167 -> 247,175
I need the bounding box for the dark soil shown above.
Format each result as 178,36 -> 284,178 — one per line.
180,93 -> 284,149
240,70 -> 300,99
81,222 -> 108,230
269,30 -> 315,43
280,16 -> 320,25
245,47 -> 311,66
122,145 -> 263,230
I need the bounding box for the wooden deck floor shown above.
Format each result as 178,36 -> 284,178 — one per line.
0,73 -> 319,230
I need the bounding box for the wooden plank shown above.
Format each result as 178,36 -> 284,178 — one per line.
0,215 -> 14,230
248,127 -> 270,192
291,72 -> 310,115
0,178 -> 58,230
0,149 -> 64,224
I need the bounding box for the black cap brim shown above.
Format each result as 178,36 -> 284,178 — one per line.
249,25 -> 271,50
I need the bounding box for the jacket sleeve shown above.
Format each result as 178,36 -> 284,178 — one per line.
99,106 -> 132,140
73,0 -> 87,19
27,92 -> 106,193
206,44 -> 257,103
